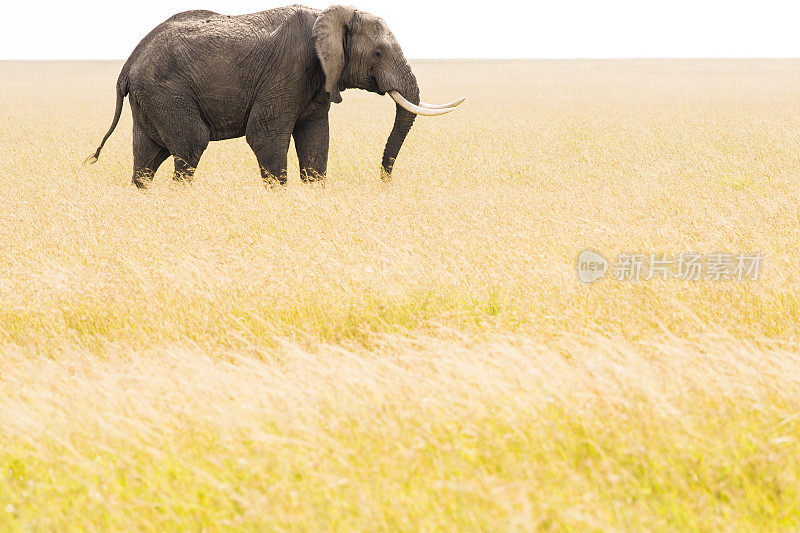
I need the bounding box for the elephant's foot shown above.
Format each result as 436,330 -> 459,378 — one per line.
132,170 -> 154,189
173,158 -> 196,184
301,178 -> 326,191
172,173 -> 194,184
260,168 -> 287,188
263,177 -> 287,189
300,168 -> 326,186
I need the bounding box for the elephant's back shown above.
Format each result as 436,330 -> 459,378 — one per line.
124,10 -> 263,92
122,6 -> 318,140
124,10 -> 221,61
161,7 -> 305,43
164,10 -> 220,23
127,7 -> 305,73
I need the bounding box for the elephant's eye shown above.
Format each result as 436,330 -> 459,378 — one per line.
374,49 -> 383,58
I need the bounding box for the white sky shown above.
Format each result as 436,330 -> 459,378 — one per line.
2,1 -> 800,59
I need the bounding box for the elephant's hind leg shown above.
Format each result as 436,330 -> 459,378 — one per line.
173,155 -> 201,183
141,96 -> 210,183
170,123 -> 210,183
132,122 -> 170,189
164,124 -> 210,184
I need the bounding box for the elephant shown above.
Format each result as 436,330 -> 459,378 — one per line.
86,4 -> 464,187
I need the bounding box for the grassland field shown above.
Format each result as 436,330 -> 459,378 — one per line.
1,59 -> 800,530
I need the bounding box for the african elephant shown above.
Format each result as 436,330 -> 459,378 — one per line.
87,4 -> 464,187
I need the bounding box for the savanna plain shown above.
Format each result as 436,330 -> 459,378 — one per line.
1,59 -> 800,530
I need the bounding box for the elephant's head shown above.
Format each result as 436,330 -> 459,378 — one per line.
312,5 -> 464,180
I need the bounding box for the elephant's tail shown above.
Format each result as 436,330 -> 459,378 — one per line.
85,74 -> 128,165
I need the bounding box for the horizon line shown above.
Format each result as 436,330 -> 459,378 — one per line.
3,57 -> 800,62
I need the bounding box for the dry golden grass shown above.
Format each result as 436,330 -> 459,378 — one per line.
1,59 -> 800,530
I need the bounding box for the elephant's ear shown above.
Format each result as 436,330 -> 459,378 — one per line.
312,5 -> 357,104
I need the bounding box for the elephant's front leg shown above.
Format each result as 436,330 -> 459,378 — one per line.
246,106 -> 293,186
246,131 -> 291,186
293,114 -> 329,183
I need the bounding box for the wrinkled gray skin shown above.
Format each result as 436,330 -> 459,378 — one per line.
89,5 -> 419,187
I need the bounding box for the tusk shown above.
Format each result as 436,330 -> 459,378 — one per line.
418,97 -> 466,109
389,91 -> 463,116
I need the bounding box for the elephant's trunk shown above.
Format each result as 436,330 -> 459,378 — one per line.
381,68 -> 419,181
